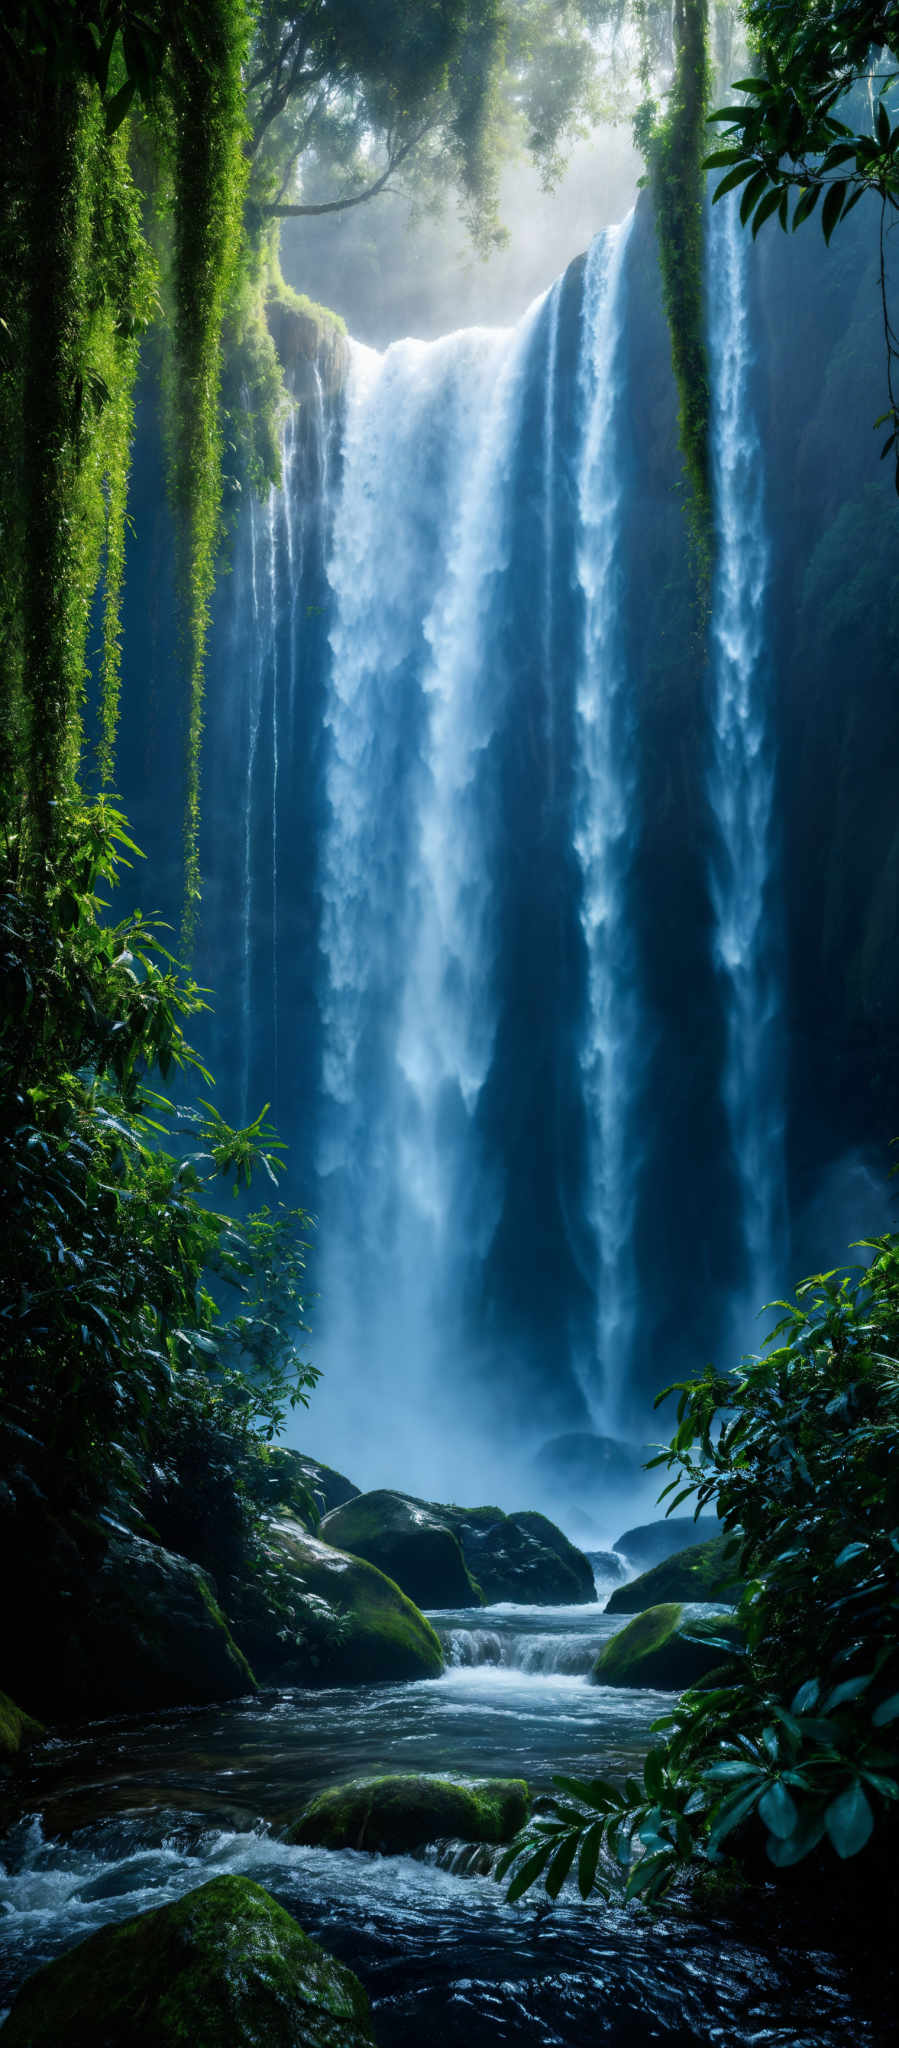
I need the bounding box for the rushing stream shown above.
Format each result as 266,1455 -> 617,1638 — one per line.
0,1602 -> 884,2045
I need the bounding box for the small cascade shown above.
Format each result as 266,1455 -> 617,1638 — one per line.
707,195 -> 787,1312
571,216 -> 640,1426
440,1625 -> 598,1676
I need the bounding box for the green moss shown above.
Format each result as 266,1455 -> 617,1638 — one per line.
592,1604 -> 742,1690
320,1491 -> 483,1609
0,1874 -> 374,2046
289,1773 -> 530,1854
0,1688 -> 44,1759
605,1535 -> 744,1615
265,1519 -> 444,1682
638,0 -> 712,597
195,1571 -> 257,1692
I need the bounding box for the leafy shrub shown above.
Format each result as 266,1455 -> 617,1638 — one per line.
500,1246 -> 899,1907
0,799 -> 317,1531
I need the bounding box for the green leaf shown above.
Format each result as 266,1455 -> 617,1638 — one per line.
577,1821 -> 604,1899
740,170 -> 770,225
872,1694 -> 899,1727
821,180 -> 847,243
834,1542 -> 868,1566
791,1679 -> 820,1714
625,1850 -> 674,1901
766,1811 -> 827,1866
792,184 -> 821,229
544,1831 -> 579,1900
751,187 -> 783,237
825,1782 -> 874,1859
758,1781 -> 799,1839
105,77 -> 136,136
708,1782 -> 764,1851
704,147 -> 758,169
823,1674 -> 873,1710
643,1748 -> 665,1801
505,1841 -> 554,1903
712,162 -> 761,201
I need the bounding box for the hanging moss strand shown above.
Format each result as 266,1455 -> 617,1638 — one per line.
643,0 -> 713,595
165,0 -> 251,950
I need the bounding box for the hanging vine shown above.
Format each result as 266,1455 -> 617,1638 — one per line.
635,0 -> 713,596
161,1 -> 251,949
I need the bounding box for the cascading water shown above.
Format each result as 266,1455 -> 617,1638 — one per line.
707,194 -> 787,1314
312,304 -> 547,1478
570,217 -> 640,1428
190,196 -> 795,1506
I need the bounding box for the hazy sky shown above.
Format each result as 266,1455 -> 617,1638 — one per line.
281,128 -> 642,348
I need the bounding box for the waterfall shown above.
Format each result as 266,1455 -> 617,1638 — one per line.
190,194 -> 797,1500
314,307 -> 542,1476
571,217 -> 639,1428
707,195 -> 786,1313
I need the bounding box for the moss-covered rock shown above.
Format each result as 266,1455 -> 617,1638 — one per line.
613,1516 -> 723,1570
320,1492 -> 595,1608
0,1688 -> 43,1759
288,1773 -> 530,1855
0,1874 -> 373,2047
288,1453 -> 360,1516
266,285 -> 348,403
591,1604 -> 743,1690
605,1535 -> 744,1614
319,1491 -> 483,1609
238,1517 -> 444,1685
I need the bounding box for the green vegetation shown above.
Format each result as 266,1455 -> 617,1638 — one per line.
289,1773 -> 530,1854
705,3 -> 899,486
0,1874 -> 374,2047
263,1519 -> 445,1683
635,0 -> 712,589
0,1690 -> 43,1761
605,1533 -> 744,1612
500,1243 -> 899,1907
591,1604 -> 742,1688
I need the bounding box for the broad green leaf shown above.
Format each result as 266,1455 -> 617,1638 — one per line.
577,1821 -> 604,1899
544,1832 -> 580,1900
825,1782 -> 874,1859
505,1841 -> 554,1902
713,162 -> 762,201
821,179 -> 847,243
791,1679 -> 820,1714
872,1694 -> 899,1727
758,1780 -> 799,1839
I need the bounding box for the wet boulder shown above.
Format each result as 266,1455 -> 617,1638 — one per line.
4,1524 -> 255,1723
613,1516 -> 724,1570
0,1874 -> 374,2047
440,1504 -> 596,1605
287,1452 -> 360,1516
0,1689 -> 43,1760
289,1772 -> 530,1855
234,1517 -> 444,1684
605,1535 -> 743,1614
319,1491 -> 483,1608
591,1604 -> 743,1690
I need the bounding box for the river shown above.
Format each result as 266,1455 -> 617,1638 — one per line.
0,1600 -> 886,2044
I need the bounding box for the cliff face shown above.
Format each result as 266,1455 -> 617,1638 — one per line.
265,288 -> 349,403
106,200 -> 899,1451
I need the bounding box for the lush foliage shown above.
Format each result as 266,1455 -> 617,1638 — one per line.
0,803 -> 318,1514
500,1243 -> 899,1908
705,3 -> 899,484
